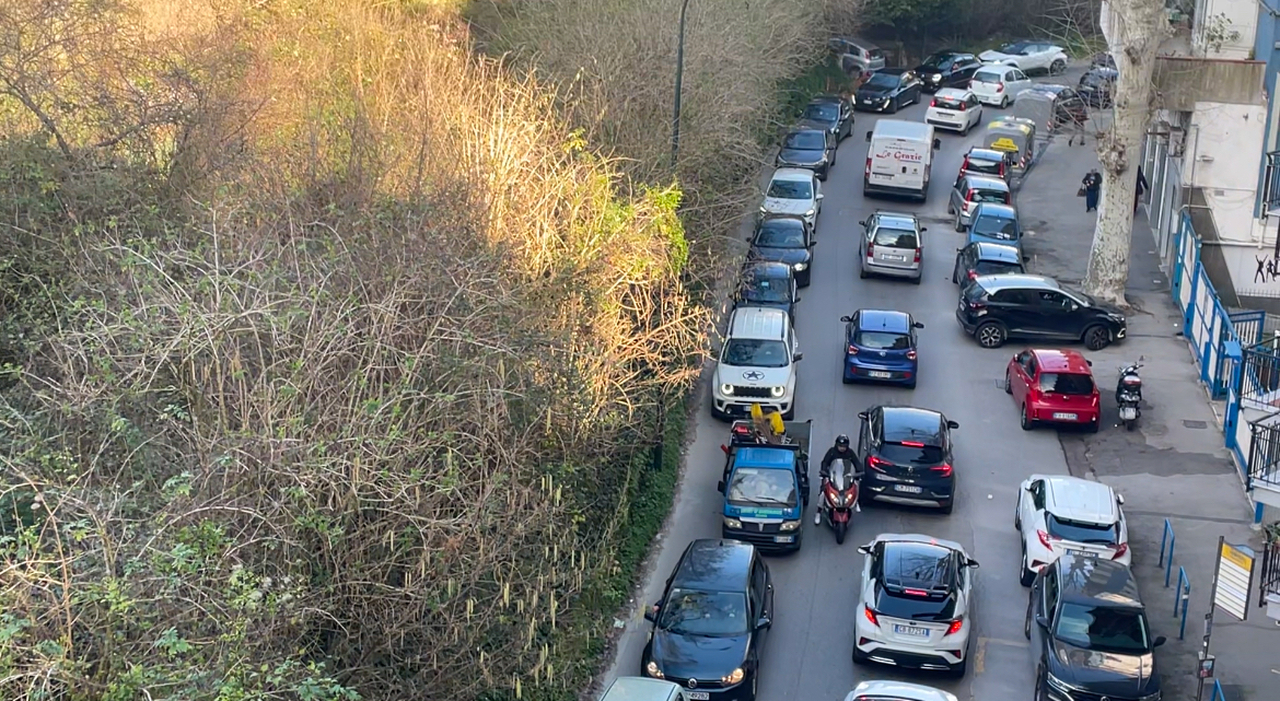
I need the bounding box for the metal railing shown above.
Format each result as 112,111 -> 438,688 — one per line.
1258,538 -> 1280,608
1247,418 -> 1280,490
1265,151 -> 1280,214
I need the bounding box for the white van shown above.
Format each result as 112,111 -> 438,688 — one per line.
863,119 -> 941,201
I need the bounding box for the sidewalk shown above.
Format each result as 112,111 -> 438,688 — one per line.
1018,136 -> 1279,701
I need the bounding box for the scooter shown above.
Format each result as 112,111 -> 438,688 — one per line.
814,459 -> 860,544
1116,356 -> 1144,431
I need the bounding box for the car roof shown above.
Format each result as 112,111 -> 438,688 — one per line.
771,167 -> 815,182
856,309 -> 912,333
966,147 -> 1006,162
672,539 -> 754,591
972,202 -> 1017,218
735,446 -> 799,470
728,305 -> 788,339
1055,552 -> 1143,608
878,406 -> 945,443
973,242 -> 1021,263
1031,474 -> 1119,522
1027,83 -> 1070,94
846,680 -> 959,701
600,677 -> 683,701
962,175 -> 1010,191
1029,348 -> 1093,374
935,87 -> 970,99
758,214 -> 806,229
874,210 -> 920,228
974,273 -> 1060,291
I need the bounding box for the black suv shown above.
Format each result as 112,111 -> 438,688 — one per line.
913,50 -> 982,92
956,274 -> 1127,350
799,95 -> 854,142
775,127 -> 837,180
855,406 -> 959,514
1027,553 -> 1165,701
855,68 -> 923,113
735,261 -> 799,324
642,539 -> 773,701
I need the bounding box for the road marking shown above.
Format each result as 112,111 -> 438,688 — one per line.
978,636 -> 1029,649
974,638 -> 985,674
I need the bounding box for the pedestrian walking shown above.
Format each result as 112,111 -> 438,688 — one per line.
1134,166 -> 1148,214
1081,169 -> 1101,212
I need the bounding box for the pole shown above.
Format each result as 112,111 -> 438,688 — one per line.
1197,535 -> 1225,701
671,0 -> 691,165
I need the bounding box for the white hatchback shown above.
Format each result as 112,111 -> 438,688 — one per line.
760,167 -> 823,229
925,88 -> 984,135
968,65 -> 1032,108
1014,474 -> 1131,586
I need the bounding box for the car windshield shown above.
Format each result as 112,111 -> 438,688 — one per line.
974,259 -> 1022,275
784,131 -> 826,150
972,215 -> 1018,240
856,330 -> 912,350
722,339 -> 790,368
935,95 -> 966,110
973,69 -> 1004,83
878,441 -> 944,465
920,53 -> 951,67
767,179 -> 812,199
969,187 -> 1008,203
755,224 -> 806,248
1046,514 -> 1120,545
802,103 -> 839,121
866,73 -> 899,88
1039,372 -> 1095,395
873,227 -> 917,248
1000,41 -> 1031,54
741,274 -> 791,302
1081,71 -> 1114,87
658,589 -> 750,637
728,467 -> 797,507
1054,603 -> 1150,653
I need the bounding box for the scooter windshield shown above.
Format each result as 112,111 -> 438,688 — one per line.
830,460 -> 857,491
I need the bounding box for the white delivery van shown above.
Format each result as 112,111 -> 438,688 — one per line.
863,119 -> 942,201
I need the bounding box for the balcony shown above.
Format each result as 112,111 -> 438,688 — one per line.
1153,57 -> 1266,109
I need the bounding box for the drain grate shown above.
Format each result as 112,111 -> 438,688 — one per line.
1183,420 -> 1209,429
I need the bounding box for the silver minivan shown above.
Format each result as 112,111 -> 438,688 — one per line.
599,677 -> 689,701
857,211 -> 925,284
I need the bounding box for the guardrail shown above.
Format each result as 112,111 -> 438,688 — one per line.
1173,566 -> 1191,640
1159,518 -> 1177,587
1210,679 -> 1227,701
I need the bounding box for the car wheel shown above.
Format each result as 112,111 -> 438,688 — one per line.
947,201 -> 955,215
1051,59 -> 1066,75
905,379 -> 917,389
1082,324 -> 1111,350
975,321 -> 1006,348
939,498 -> 954,515
1000,94 -> 1009,108
954,212 -> 964,232
1024,603 -> 1033,640
1034,665 -> 1048,701
1020,545 -> 1036,586
911,274 -> 922,285
950,655 -> 968,679
1004,369 -> 1013,394
748,671 -> 758,701
1014,503 -> 1022,530
842,373 -> 853,385
952,266 -> 959,284
1021,403 -> 1034,431
1088,418 -> 1100,434
859,262 -> 868,279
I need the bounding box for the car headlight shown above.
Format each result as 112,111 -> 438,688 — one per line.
804,209 -> 815,218
1137,692 -> 1161,701
770,386 -> 785,398
723,517 -> 743,529
720,383 -> 734,396
645,661 -> 663,678
780,519 -> 800,531
1045,672 -> 1075,694
793,262 -> 808,271
882,98 -> 891,106
759,205 -> 768,214
721,668 -> 745,685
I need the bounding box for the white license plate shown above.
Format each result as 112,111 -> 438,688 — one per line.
868,371 -> 892,379
893,624 -> 929,637
894,485 -> 923,494
884,254 -> 906,261
1052,412 -> 1078,420
774,535 -> 794,544
688,693 -> 710,700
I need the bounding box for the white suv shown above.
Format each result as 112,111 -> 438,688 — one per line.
711,306 -> 801,420
1014,474 -> 1130,586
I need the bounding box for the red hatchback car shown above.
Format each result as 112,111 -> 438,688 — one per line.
1005,348 -> 1100,432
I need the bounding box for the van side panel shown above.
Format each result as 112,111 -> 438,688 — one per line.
868,135 -> 928,191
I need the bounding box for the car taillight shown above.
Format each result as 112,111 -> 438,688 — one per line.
866,241 -> 875,258
968,270 -> 979,280
932,464 -> 953,477
865,157 -> 872,177
1037,529 -> 1058,550
863,606 -> 879,627
847,344 -> 858,355
906,349 -> 917,360
930,99 -> 937,107
946,617 -> 964,636
1111,542 -> 1129,560
995,83 -> 1005,93
867,456 -> 891,472
967,300 -> 986,310
999,162 -> 1006,177
914,248 -> 921,263
966,190 -> 975,202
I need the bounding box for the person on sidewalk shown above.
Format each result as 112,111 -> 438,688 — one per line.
1134,166 -> 1148,214
1082,169 -> 1102,212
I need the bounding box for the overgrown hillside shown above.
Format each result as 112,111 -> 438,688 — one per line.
0,1 -> 708,699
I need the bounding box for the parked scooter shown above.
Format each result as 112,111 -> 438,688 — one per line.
1116,356 -> 1145,431
814,458 -> 860,544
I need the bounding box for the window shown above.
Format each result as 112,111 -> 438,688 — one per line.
972,214 -> 1018,240
935,95 -> 966,110
877,442 -> 945,465
1054,603 -> 1150,653
1037,290 -> 1074,310
1038,372 -> 1096,395
657,589 -> 750,636
969,187 -> 1010,204
784,131 -> 827,150
802,103 -> 839,121
973,69 -> 1003,83
899,74 -> 912,86
754,223 -> 806,248
740,273 -> 791,303
1029,479 -> 1046,509
722,339 -> 790,367
1012,69 -> 1028,81
992,289 -> 1032,306
767,179 -> 813,199
855,330 -> 912,350
974,259 -> 1021,276
1043,568 -> 1060,612
1045,514 -> 1120,545
866,73 -> 899,89
873,581 -> 957,621
873,227 -> 918,248
728,467 -> 797,507
750,561 -> 767,616
964,157 -> 1003,177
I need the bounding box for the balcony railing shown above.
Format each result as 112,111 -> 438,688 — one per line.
1247,415 -> 1280,491
1265,151 -> 1280,214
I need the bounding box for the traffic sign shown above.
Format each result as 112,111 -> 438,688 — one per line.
1214,542 -> 1255,621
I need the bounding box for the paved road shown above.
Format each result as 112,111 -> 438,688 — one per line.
605,71 -> 1092,701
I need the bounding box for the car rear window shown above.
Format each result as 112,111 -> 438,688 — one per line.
784,131 -> 826,150
1046,513 -> 1120,545
935,95 -> 966,110
968,187 -> 1009,204
971,214 -> 1018,240
974,260 -> 1022,275
962,283 -> 989,301
873,228 -> 918,248
856,330 -> 912,350
877,442 -> 944,465
803,103 -> 839,121
965,157 -> 1002,176
973,69 -> 1004,83
868,48 -> 884,59
873,584 -> 957,621
1039,372 -> 1095,395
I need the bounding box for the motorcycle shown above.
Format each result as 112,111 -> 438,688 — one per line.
1116,356 -> 1144,431
814,458 -> 860,544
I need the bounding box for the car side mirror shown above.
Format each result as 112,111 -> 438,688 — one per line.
717,480 -> 726,493
947,420 -> 960,429
1086,359 -> 1093,367
932,138 -> 942,150
920,226 -> 928,232
956,247 -> 963,252
858,411 -> 869,421
857,544 -> 872,555
794,297 -> 802,303
1153,635 -> 1167,648
840,315 -> 853,322
644,604 -> 660,622
1070,304 -> 1080,311
865,131 -> 873,142
1117,493 -> 1125,505
858,220 -> 867,227
755,616 -> 772,630
913,322 -> 925,329
793,353 -> 804,362
967,558 -> 980,568
816,193 -> 825,200
1035,615 -> 1050,629
808,241 -> 816,247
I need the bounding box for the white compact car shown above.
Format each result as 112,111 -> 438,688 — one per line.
968,64 -> 1033,108
843,680 -> 958,701
925,88 -> 984,135
853,534 -> 978,677
979,40 -> 1069,75
1014,474 -> 1131,586
711,306 -> 802,420
761,167 -> 823,229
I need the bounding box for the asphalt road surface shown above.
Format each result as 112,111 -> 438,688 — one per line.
605,70 -> 1093,701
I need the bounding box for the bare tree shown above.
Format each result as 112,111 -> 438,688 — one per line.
1082,0 -> 1167,305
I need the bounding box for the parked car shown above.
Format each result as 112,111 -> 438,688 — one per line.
749,215 -> 814,287
1090,51 -> 1117,69
841,309 -> 924,387
858,211 -> 925,283
925,88 -> 984,135
1078,66 -> 1118,107
965,202 -> 1023,254
955,274 -> 1128,350
948,175 -> 1011,231
1005,347 -> 1101,433
855,405 -> 959,513
799,95 -> 854,141
775,128 -> 837,180
641,539 -> 774,701
952,241 -> 1023,285
1017,84 -> 1089,132
968,64 -> 1033,108
842,681 -> 959,701
855,68 -> 923,113
734,261 -> 799,323
599,678 -> 689,701
956,146 -> 1012,183
1014,474 -> 1130,586
913,50 -> 983,92
711,305 -> 802,420
979,40 -> 1069,75
1027,553 -> 1165,701
829,37 -> 886,75
761,167 -> 822,229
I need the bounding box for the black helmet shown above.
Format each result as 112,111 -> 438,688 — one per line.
835,434 -> 850,448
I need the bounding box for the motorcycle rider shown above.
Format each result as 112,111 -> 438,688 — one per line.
816,435 -> 862,523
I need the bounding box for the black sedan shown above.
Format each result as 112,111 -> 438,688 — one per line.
1078,66 -> 1117,107
913,50 -> 982,92
854,68 -> 923,113
642,539 -> 772,701
855,405 -> 959,514
775,128 -> 836,180
734,261 -> 798,324
798,95 -> 853,141
749,215 -> 814,287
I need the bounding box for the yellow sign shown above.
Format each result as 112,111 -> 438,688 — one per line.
1221,542 -> 1253,570
990,137 -> 1019,152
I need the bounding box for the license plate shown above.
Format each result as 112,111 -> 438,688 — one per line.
868,371 -> 892,378
1052,412 -> 1078,420
688,693 -> 710,700
894,485 -> 923,494
774,535 -> 794,544
884,254 -> 905,261
893,624 -> 929,637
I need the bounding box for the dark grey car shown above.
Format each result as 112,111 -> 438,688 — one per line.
775,128 -> 837,180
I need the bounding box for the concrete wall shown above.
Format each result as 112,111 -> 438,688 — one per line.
1196,0 -> 1260,58
1154,57 -> 1266,109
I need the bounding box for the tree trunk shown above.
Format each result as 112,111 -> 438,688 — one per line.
1082,0 -> 1167,307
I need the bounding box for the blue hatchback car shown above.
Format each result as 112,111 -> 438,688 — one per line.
840,309 -> 924,388
966,202 -> 1022,254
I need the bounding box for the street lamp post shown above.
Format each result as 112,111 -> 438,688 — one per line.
671,0 -> 692,165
